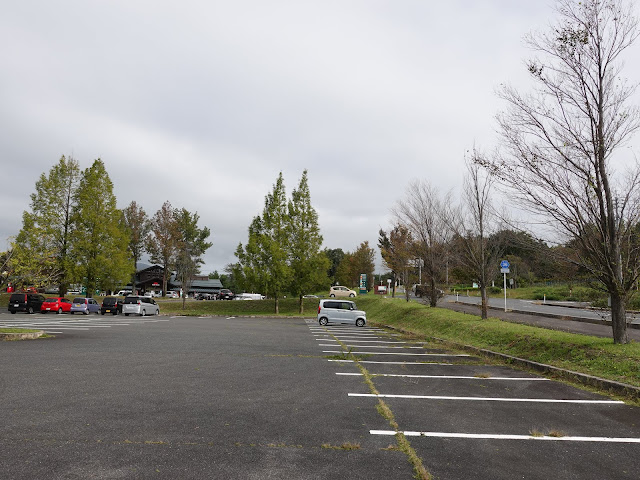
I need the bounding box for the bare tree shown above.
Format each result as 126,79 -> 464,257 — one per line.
380,225 -> 416,302
449,154 -> 504,319
490,0 -> 640,343
393,180 -> 451,307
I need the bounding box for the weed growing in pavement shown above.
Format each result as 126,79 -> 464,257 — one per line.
329,333 -> 432,480
321,442 -> 361,450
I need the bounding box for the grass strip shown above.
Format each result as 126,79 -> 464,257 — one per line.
329,331 -> 431,480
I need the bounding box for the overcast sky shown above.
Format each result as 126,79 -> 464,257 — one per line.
2,1 -> 640,275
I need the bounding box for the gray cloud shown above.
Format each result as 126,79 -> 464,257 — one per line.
2,1 -> 639,275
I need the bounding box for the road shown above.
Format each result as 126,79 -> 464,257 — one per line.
0,312 -> 638,479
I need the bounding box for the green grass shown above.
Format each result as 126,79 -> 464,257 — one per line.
356,296 -> 640,389
156,297 -> 323,316
0,327 -> 42,333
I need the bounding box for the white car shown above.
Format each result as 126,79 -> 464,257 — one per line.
235,293 -> 265,300
317,299 -> 366,326
122,296 -> 160,316
165,291 -> 180,298
329,285 -> 357,298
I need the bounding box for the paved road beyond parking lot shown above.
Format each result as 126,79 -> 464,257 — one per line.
1,314 -> 639,479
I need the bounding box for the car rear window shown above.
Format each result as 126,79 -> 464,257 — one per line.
124,297 -> 140,304
103,298 -> 117,305
73,298 -> 85,303
9,294 -> 25,302
45,298 -> 59,302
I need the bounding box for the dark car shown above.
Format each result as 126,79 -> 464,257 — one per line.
219,289 -> 235,300
101,296 -> 123,315
8,292 -> 46,314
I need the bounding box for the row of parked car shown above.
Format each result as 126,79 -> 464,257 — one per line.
7,293 -> 160,316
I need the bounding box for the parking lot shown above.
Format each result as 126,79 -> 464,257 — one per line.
1,313 -> 639,479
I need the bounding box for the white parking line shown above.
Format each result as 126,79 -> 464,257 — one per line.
323,351 -> 470,357
328,360 -> 454,365
336,373 -> 549,381
320,344 -> 425,349
348,393 -> 624,404
369,430 -> 640,443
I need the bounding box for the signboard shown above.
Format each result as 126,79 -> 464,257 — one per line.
500,260 -> 510,269
359,274 -> 367,294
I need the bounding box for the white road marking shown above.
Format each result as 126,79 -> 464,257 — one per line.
349,393 -> 624,404
323,351 -> 470,357
320,344 -> 425,349
369,430 -> 640,443
336,373 -> 549,381
328,360 -> 454,365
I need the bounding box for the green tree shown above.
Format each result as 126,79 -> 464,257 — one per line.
70,159 -> 133,296
336,241 -> 375,290
12,155 -> 80,294
174,208 -> 212,307
324,247 -> 344,285
287,170 -> 330,313
236,173 -> 291,313
147,201 -> 179,297
380,225 -> 416,301
122,201 -> 150,293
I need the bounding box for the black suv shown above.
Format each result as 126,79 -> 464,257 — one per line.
101,297 -> 123,315
218,289 -> 235,300
8,292 -> 46,314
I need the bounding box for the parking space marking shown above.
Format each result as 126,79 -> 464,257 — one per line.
328,360 -> 454,365
323,350 -> 470,357
369,430 -> 640,443
348,393 -> 624,404
336,373 -> 549,381
318,339 -> 414,344
320,344 -> 427,349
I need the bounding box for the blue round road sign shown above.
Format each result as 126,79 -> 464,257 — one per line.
500,260 -> 510,268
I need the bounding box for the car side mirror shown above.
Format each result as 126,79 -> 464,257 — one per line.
350,305 -> 354,310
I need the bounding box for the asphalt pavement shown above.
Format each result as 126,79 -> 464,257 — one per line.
1,313 -> 638,479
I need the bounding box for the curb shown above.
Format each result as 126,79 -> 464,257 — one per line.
383,325 -> 640,401
0,330 -> 45,341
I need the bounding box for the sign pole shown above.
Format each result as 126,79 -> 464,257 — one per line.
500,260 -> 510,312
503,271 -> 507,312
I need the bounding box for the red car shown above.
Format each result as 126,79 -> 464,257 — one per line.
40,297 -> 72,314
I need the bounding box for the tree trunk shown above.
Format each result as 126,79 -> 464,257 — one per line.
274,297 -> 279,314
429,277 -> 437,308
610,292 -> 629,344
480,284 -> 488,320
299,295 -> 304,314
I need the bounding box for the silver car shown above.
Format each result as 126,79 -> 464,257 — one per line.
70,297 -> 100,315
122,296 -> 160,316
317,299 -> 366,327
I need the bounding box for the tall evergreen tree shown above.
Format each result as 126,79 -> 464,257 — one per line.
174,208 -> 212,306
122,201 -> 150,293
70,159 -> 133,296
236,173 -> 290,313
287,170 -> 330,313
12,155 -> 80,293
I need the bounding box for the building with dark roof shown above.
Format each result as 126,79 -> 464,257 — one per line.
131,262 -> 223,296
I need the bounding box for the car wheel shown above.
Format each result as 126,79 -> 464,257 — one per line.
125,313 -> 129,316
83,310 -> 88,315
155,309 -> 160,316
112,311 -> 117,315
101,311 -> 105,315
70,311 -> 74,315
319,317 -> 328,326
329,294 -> 335,298
28,306 -> 34,314
356,318 -> 365,327
349,293 -> 355,297
57,308 -> 63,314
10,310 -> 16,314
141,310 -> 146,317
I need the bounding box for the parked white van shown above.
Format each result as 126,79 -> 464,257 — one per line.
122,296 -> 160,316
317,299 -> 366,326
